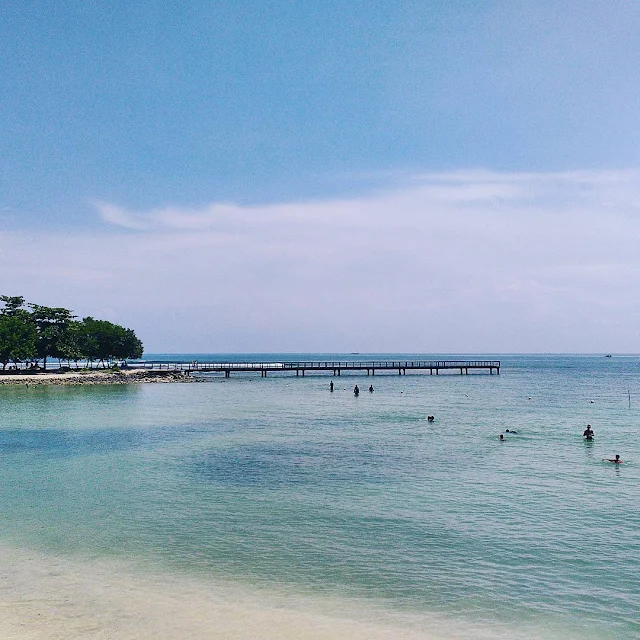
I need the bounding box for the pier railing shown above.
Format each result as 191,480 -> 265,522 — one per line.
130,360 -> 500,376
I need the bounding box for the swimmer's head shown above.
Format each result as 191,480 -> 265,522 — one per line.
616,454 -> 620,461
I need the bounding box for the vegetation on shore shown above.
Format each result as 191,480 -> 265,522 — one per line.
0,296 -> 143,370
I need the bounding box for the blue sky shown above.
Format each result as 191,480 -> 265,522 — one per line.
2,1 -> 640,352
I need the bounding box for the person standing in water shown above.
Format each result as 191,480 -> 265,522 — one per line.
354,384 -> 359,396
330,381 -> 334,392
583,424 -> 594,439
369,385 -> 374,393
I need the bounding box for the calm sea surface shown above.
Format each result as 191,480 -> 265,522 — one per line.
0,354 -> 638,638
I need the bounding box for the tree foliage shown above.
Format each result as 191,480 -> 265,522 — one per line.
0,296 -> 144,369
0,314 -> 37,369
80,317 -> 144,366
29,304 -> 76,368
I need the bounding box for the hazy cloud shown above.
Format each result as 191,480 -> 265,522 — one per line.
4,170 -> 640,352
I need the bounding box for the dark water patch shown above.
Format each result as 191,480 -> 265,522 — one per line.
190,440 -> 392,489
0,424 -> 203,459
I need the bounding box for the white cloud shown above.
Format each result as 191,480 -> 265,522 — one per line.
3,170 -> 640,352
94,201 -> 150,230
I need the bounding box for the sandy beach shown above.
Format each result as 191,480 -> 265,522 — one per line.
0,369 -> 193,386
0,544 -> 452,640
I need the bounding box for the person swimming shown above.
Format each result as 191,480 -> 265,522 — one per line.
603,454 -> 623,464
583,424 -> 594,439
427,415 -> 435,423
505,429 -> 517,434
499,434 -> 505,441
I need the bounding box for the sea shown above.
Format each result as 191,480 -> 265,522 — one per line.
0,354 -> 638,639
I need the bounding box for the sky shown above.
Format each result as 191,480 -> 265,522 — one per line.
2,1 -> 640,353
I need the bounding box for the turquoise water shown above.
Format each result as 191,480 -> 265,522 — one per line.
1,355 -> 639,638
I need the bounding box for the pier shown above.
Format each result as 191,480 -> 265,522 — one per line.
133,360 -> 500,377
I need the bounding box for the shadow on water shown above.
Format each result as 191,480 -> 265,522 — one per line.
191,441 -> 391,489
0,425 -> 199,459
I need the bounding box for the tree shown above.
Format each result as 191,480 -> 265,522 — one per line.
0,296 -> 26,316
29,304 -> 75,370
57,320 -> 86,368
118,327 -> 143,361
0,296 -> 144,370
81,317 -> 143,366
0,314 -> 37,369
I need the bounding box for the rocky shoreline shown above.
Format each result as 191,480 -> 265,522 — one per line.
0,369 -> 197,386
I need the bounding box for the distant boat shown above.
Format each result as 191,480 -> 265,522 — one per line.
605,354 -> 612,358
350,352 -> 360,355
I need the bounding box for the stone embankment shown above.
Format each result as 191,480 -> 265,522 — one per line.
0,369 -> 196,386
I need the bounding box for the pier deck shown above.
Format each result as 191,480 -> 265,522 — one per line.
133,360 -> 500,377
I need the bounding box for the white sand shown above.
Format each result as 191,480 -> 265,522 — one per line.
0,544 -> 457,640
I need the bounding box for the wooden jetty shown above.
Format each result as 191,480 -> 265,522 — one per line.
133,360 -> 500,377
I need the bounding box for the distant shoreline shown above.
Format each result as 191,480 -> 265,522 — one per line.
0,369 -> 194,386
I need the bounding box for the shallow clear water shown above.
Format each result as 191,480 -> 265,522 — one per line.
0,354 -> 639,638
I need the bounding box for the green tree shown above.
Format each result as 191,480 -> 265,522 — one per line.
0,314 -> 37,369
0,296 -> 37,369
57,320 -> 86,368
29,304 -> 75,370
81,317 -> 143,366
118,327 -> 143,361
0,295 -> 26,316
0,296 -> 144,370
